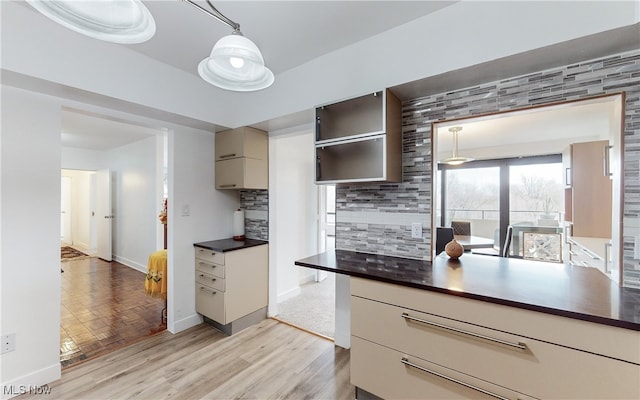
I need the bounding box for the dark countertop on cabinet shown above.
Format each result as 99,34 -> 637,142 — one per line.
194,238 -> 268,252
295,250 -> 640,331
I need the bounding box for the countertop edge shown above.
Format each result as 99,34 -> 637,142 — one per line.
194,239 -> 268,252
294,256 -> 640,332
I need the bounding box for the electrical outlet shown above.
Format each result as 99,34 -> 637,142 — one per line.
1,333 -> 16,354
411,222 -> 422,239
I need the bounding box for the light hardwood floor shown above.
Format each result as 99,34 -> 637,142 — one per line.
22,319 -> 353,399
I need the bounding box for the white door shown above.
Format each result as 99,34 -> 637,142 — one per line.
96,169 -> 112,261
61,176 -> 72,245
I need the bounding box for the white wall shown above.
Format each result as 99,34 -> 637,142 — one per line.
0,86 -> 62,395
167,126 -> 239,333
107,136 -> 160,272
268,129 -> 318,313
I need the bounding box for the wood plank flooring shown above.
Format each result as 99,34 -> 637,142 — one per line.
25,319 -> 353,399
60,257 -> 166,367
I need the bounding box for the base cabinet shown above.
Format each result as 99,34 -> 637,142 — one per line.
351,277 -> 640,400
194,244 -> 268,327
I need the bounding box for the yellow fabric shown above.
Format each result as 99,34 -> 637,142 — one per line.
145,249 -> 167,300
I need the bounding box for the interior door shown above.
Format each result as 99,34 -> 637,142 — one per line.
61,176 -> 72,244
96,169 -> 112,261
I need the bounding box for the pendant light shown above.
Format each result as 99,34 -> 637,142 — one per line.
441,126 -> 474,165
26,0 -> 155,44
184,0 -> 274,92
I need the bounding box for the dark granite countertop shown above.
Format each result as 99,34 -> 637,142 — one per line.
295,250 -> 640,331
194,238 -> 268,252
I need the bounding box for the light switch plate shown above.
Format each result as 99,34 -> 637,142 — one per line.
411,223 -> 422,239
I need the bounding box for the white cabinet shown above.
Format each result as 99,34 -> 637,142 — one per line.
215,127 -> 268,189
194,244 -> 268,330
315,89 -> 401,184
351,277 -> 640,399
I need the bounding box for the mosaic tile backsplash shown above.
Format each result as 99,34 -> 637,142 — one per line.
240,189 -> 269,241
335,49 -> 640,288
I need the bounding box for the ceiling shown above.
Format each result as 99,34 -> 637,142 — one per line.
134,1 -> 455,77
25,1 -> 635,151
54,0 -> 455,150
435,95 -> 621,161
62,108 -> 165,151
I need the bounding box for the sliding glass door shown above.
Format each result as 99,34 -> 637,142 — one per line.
438,155 -> 562,257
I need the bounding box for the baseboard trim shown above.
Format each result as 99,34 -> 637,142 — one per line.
170,313 -> 202,334
1,362 -> 60,400
113,255 -> 146,273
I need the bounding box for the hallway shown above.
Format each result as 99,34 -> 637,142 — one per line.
60,258 -> 166,367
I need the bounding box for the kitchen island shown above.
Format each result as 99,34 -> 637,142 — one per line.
295,250 -> 640,399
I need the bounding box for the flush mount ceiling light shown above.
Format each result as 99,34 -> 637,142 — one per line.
26,0 -> 155,44
441,126 -> 474,165
183,0 -> 274,92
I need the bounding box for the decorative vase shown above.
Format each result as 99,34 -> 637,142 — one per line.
445,239 -> 464,259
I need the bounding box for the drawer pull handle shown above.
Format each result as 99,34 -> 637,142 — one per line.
199,286 -> 216,295
219,153 -> 236,159
401,357 -> 514,400
401,313 -> 527,351
220,184 -> 237,188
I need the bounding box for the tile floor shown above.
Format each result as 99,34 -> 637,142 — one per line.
60,257 -> 166,368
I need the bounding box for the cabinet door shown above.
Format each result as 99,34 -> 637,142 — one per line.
571,140 -> 612,237
215,127 -> 267,161
316,91 -> 384,142
215,158 -> 268,189
316,135 -> 402,183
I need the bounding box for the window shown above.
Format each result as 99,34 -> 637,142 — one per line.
438,155 -> 562,255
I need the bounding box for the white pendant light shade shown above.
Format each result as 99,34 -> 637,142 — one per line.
26,0 -> 155,44
198,34 -> 274,91
441,126 -> 474,165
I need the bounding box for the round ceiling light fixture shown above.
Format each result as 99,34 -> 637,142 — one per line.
198,32 -> 274,92
26,0 -> 156,44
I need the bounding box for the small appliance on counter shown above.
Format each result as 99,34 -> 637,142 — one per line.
233,208 -> 245,241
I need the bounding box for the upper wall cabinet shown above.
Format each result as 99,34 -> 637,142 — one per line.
215,127 -> 268,190
315,89 -> 402,184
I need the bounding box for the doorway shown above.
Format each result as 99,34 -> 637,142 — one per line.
60,109 -> 168,367
276,184 -> 336,339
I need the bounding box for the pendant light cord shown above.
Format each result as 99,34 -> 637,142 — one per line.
182,0 -> 241,33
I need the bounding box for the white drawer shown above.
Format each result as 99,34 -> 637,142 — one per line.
195,258 -> 225,278
196,270 -> 225,292
195,247 -> 224,265
350,277 -> 640,365
195,284 -> 225,323
351,336 -> 536,400
352,296 -> 640,399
